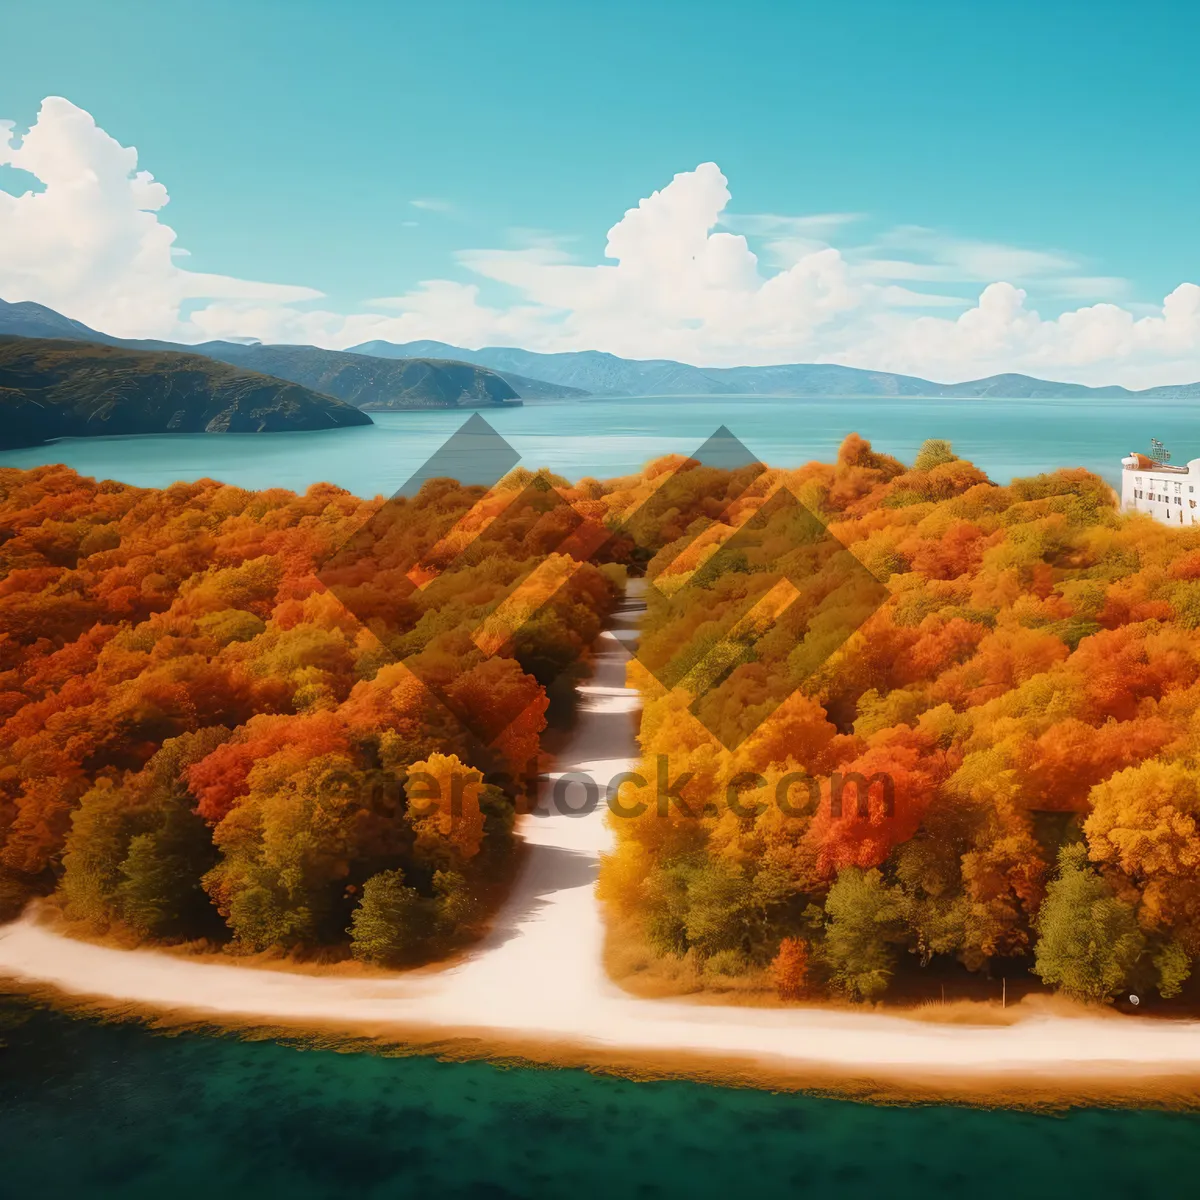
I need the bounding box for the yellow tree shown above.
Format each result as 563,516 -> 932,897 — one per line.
1085,760 -> 1200,951
405,752 -> 486,867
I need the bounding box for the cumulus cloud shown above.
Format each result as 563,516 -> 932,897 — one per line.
858,282 -> 1200,385
5,97 -> 1200,387
371,163 -> 861,364
0,97 -> 320,339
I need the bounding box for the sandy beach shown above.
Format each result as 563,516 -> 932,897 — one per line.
3,587 -> 1200,1103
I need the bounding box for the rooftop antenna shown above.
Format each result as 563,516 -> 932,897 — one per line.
1150,437 -> 1171,464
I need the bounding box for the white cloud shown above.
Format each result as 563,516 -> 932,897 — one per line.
1041,275 -> 1131,300
409,197 -> 453,213
722,212 -> 864,271
4,97 -> 1200,388
851,257 -> 963,283
873,224 -> 1081,281
0,97 -> 321,339
854,282 -> 1200,386
721,211 -> 863,237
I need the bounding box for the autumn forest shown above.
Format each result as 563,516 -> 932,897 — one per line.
3,434 -> 1200,1009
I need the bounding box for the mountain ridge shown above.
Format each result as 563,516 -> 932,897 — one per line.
349,337 -> 1200,400
5,297 -> 1198,402
0,336 -> 373,450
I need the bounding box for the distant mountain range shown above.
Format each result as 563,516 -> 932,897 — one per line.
350,338 -> 1200,400
0,336 -> 371,450
5,296 -> 1199,406
0,299 -> 579,411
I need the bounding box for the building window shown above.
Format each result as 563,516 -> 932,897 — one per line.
1177,496 -> 1183,505
1137,476 -> 1143,485
1176,483 -> 1183,494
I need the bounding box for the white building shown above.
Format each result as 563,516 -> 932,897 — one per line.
1121,446 -> 1200,527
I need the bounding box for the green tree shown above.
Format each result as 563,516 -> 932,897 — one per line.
61,728 -> 229,936
117,803 -> 218,939
349,869 -> 434,966
822,868 -> 903,1001
59,780 -> 141,928
642,863 -> 690,957
433,869 -> 479,934
684,861 -> 752,958
1152,938 -> 1192,1000
913,438 -> 957,472
208,753 -> 393,951
1033,845 -> 1146,1003
221,874 -> 310,952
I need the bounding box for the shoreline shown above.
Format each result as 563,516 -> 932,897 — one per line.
4,950 -> 1200,1111
4,588 -> 1200,1108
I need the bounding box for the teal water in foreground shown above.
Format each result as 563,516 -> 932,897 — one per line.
1,996 -> 1199,1200
3,393 -> 1199,494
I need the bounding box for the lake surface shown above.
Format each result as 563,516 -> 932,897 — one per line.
3,393 -> 1199,495
2,996 -> 1200,1199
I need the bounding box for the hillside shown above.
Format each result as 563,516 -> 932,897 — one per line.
0,337 -> 373,449
350,338 -> 731,396
189,343 -> 523,410
0,299 -> 103,343
487,370 -> 590,401
348,337 -> 1200,400
0,300 -> 532,409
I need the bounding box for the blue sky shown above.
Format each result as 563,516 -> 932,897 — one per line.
3,0 -> 1200,383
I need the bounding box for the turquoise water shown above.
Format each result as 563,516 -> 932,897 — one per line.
1,996 -> 1199,1200
3,393 -> 1199,494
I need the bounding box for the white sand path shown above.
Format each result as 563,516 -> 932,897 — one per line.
3,586 -> 1200,1095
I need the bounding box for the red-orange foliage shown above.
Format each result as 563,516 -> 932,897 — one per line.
772,937 -> 809,1000
601,434 -> 1200,997
0,464 -> 619,946
9,435 -> 1200,995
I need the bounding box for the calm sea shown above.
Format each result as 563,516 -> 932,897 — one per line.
1,998 -> 1199,1199
4,393 -> 1200,1196
3,393 -> 1198,494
